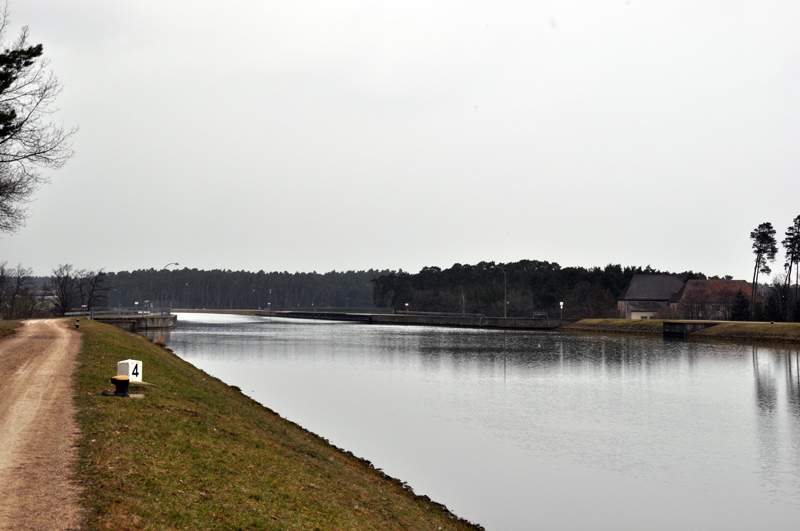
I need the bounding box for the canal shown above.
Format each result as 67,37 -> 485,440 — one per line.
153,312 -> 800,530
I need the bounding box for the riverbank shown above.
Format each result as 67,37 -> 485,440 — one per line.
564,319 -> 800,343
74,320 -> 482,530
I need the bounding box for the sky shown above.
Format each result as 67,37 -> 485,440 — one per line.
2,0 -> 799,279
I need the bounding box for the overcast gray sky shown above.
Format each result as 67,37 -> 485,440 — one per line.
2,0 -> 799,279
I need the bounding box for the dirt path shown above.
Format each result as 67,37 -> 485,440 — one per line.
0,319 -> 83,530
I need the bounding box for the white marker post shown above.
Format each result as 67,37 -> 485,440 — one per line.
117,359 -> 143,383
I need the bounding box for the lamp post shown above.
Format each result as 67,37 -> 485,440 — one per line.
560,301 -> 564,320
160,262 -> 179,315
493,265 -> 507,318
253,289 -> 261,311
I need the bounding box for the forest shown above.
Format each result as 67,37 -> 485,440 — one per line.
104,267 -> 387,312
106,262 -> 714,318
372,261 -> 711,319
1,261 -> 715,319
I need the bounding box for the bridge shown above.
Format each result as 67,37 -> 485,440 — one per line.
267,311 -> 576,330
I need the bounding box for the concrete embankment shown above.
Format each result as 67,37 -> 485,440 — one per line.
93,314 -> 177,333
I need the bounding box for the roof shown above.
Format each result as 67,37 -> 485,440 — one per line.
671,279 -> 752,304
618,274 -> 685,302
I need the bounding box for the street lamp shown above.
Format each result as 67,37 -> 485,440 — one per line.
160,262 -> 179,315
253,289 -> 261,311
492,265 -> 507,318
560,301 -> 564,320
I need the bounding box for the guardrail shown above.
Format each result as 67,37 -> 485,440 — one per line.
65,307 -> 173,317
396,310 -> 486,317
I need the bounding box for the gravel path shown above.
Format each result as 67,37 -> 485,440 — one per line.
0,319 -> 83,530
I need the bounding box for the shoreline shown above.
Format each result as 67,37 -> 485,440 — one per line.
563,318 -> 800,343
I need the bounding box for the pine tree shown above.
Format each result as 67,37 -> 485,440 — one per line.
750,222 -> 777,317
0,8 -> 75,233
730,289 -> 750,321
782,215 -> 800,319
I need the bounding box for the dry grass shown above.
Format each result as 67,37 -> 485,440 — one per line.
74,320 -> 482,530
153,331 -> 166,347
692,321 -> 800,342
0,320 -> 21,339
563,319 -> 800,343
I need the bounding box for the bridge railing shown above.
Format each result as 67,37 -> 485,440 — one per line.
65,306 -> 174,317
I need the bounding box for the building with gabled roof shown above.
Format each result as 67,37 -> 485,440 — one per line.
617,274 -> 685,319
669,279 -> 753,320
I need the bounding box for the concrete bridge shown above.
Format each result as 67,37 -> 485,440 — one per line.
270,311 -> 576,330
93,314 -> 177,333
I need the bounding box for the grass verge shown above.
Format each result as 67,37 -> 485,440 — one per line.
75,319 -> 482,530
0,319 -> 21,339
691,321 -> 800,342
563,319 -> 800,342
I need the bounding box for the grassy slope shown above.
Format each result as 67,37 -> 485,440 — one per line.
75,320 -> 481,530
564,319 -> 800,342
691,321 -> 800,342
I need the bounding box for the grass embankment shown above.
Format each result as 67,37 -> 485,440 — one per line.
0,319 -> 21,339
563,319 -> 800,343
562,318 -> 667,335
75,320 -> 481,530
692,321 -> 800,342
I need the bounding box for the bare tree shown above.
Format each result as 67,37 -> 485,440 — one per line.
565,282 -> 616,318
0,4 -> 76,233
2,262 -> 31,318
77,268 -> 107,312
47,263 -> 77,316
0,260 -> 7,311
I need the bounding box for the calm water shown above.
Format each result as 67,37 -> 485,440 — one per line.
156,313 -> 800,530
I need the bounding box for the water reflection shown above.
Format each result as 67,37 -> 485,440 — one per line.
146,314 -> 800,531
752,345 -> 800,503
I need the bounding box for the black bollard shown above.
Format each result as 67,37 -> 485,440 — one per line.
102,375 -> 130,397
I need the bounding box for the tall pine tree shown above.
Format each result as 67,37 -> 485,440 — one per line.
750,222 -> 777,317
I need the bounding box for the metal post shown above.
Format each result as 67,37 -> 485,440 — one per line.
160,262 -> 179,315
493,265 -> 507,318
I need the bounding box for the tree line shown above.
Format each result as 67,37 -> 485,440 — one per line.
0,262 -> 105,318
372,261 -> 711,319
749,215 -> 800,321
105,267 -> 387,312
1,264 -> 389,317
8,215 -> 800,320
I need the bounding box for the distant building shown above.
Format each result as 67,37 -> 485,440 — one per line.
617,274 -> 685,319
669,279 -> 754,320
